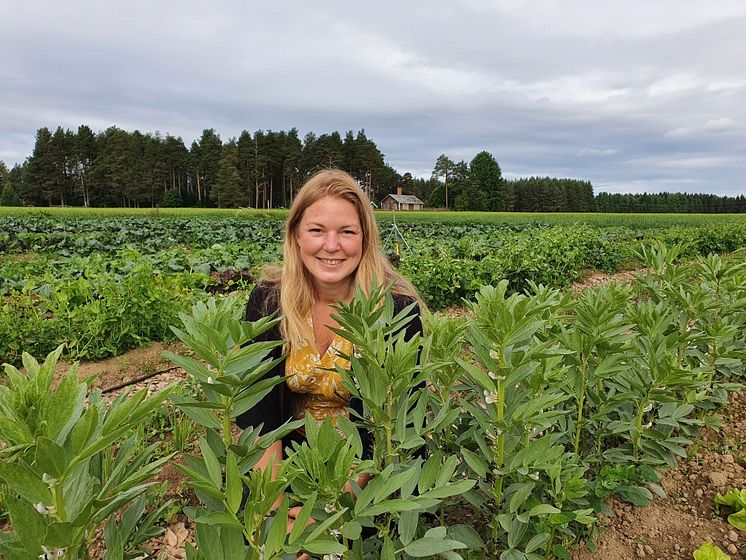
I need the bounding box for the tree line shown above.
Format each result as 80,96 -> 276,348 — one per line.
0,125 -> 743,213
594,191 -> 746,213
0,126 -> 399,209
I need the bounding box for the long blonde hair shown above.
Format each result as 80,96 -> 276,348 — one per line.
259,169 -> 420,351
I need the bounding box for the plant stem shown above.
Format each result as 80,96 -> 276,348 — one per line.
493,378 -> 507,510
633,400 -> 647,461
222,397 -> 233,450
545,526 -> 557,560
53,482 -> 67,522
573,360 -> 588,455
385,391 -> 394,467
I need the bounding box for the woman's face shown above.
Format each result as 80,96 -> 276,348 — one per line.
296,196 -> 363,295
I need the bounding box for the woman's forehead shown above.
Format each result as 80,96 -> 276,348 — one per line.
301,197 -> 361,226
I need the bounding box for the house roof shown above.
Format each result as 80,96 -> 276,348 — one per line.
383,194 -> 424,205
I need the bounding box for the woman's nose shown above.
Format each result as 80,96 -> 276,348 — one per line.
323,232 -> 340,251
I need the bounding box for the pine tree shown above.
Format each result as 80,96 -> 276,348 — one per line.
212,141 -> 245,208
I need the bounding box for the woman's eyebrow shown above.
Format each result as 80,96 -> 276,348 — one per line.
305,221 -> 360,229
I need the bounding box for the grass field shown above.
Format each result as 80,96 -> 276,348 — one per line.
2,205 -> 745,227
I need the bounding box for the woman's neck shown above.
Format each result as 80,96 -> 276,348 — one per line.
313,281 -> 353,305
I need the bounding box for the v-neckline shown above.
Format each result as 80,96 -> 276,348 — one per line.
309,312 -> 337,357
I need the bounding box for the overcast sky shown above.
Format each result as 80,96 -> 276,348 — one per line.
1,1 -> 744,195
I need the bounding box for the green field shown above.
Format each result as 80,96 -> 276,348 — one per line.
3,205 -> 746,227
1,210 -> 745,559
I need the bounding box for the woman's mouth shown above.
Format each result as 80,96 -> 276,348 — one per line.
319,258 -> 343,265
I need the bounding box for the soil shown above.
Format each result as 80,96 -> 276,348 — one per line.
37,268 -> 745,559
572,391 -> 746,560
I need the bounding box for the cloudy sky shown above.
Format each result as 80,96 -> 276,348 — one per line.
1,1 -> 744,195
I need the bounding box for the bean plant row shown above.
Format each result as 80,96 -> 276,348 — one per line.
2,242 -> 742,558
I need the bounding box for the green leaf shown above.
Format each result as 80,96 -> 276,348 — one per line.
0,416 -> 34,447
500,549 -> 526,560
199,438 -> 222,489
727,509 -> 746,531
265,499 -> 288,558
448,524 -> 484,550
0,463 -> 52,504
46,371 -> 85,444
693,541 -> 732,560
305,508 -> 347,542
525,532 -> 550,553
418,452 -> 441,494
404,537 -> 465,557
341,520 -> 362,540
5,495 -> 46,554
162,352 -> 213,382
303,539 -> 346,555
421,479 -> 476,500
35,436 -> 69,479
225,452 -> 241,515
171,396 -> 222,430
195,512 -> 243,528
220,526 -> 246,560
527,503 -> 560,517
381,537 -> 396,560
398,511 -> 418,546
461,447 -> 488,478
288,493 -> 316,544
68,405 -> 99,455
716,489 -> 746,510
617,485 -> 653,507
374,466 -> 418,504
509,482 -> 535,513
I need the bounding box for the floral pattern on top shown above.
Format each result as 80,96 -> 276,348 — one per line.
284,315 -> 353,424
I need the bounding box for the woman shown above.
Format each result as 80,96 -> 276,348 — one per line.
237,169 -> 422,472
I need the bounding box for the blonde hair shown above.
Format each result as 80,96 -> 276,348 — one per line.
259,169 -> 420,351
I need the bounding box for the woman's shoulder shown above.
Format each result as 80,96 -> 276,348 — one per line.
246,279 -> 281,319
391,292 -> 417,308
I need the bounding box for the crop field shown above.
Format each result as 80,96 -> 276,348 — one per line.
1,211 -> 745,559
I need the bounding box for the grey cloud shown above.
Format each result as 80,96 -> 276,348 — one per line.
0,1 -> 744,196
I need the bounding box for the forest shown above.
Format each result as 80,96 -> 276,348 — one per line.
0,125 -> 744,213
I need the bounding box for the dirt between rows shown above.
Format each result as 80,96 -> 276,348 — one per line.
44,269 -> 743,559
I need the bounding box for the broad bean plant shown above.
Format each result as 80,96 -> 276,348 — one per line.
0,346 -> 176,560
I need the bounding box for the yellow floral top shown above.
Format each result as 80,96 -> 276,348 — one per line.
284,317 -> 353,424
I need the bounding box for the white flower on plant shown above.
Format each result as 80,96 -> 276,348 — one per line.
40,547 -> 65,559
323,555 -> 341,560
206,376 -> 215,384
528,471 -> 540,481
642,422 -> 653,429
34,502 -> 56,515
484,390 -> 498,404
330,528 -> 342,537
642,403 -> 653,413
324,503 -> 336,514
42,473 -> 59,488
489,349 -> 499,360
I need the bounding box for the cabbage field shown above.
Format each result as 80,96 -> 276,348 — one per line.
1,211 -> 745,559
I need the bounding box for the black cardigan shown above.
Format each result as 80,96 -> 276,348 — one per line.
236,282 -> 422,439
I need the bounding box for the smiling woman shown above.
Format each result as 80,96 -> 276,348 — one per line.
235,169 -> 423,520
